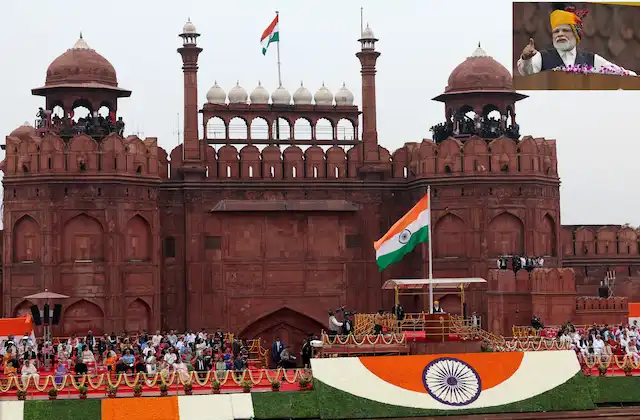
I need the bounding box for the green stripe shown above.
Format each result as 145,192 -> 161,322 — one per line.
262,31 -> 279,55
376,225 -> 429,271
24,399 -> 101,420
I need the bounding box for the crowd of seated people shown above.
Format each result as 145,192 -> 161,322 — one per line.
36,107 -> 125,137
557,321 -> 640,363
0,328 -> 272,386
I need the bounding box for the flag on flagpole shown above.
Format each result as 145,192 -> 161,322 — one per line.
374,194 -> 431,271
261,14 -> 280,55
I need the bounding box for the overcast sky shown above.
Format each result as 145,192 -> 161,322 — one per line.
1,0 -> 638,226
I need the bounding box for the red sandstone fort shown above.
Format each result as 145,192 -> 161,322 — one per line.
1,21 -> 638,344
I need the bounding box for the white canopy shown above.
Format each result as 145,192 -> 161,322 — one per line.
382,278 -> 487,290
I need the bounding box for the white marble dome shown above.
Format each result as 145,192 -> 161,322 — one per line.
314,83 -> 333,106
183,19 -> 197,34
361,25 -> 375,39
250,81 -> 269,104
206,81 -> 226,104
293,82 -> 312,105
228,81 -> 248,104
335,82 -> 354,106
271,85 -> 292,105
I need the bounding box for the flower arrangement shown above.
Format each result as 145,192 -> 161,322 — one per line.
298,376 -> 312,390
183,381 -> 193,395
48,387 -> 58,400
16,389 -> 27,401
108,385 -> 118,398
133,384 -> 143,397
159,383 -> 169,396
552,64 -> 633,76
270,379 -> 281,392
211,380 -> 222,394
78,385 -> 88,399
241,380 -> 253,393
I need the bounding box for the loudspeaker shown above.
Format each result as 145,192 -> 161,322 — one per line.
43,304 -> 50,325
52,304 -> 62,325
30,305 -> 42,326
598,286 -> 609,298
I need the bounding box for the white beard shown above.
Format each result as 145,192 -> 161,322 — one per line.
553,38 -> 576,53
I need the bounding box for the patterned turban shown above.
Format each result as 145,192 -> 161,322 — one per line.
550,7 -> 589,43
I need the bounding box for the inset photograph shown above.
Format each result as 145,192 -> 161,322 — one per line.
513,2 -> 640,90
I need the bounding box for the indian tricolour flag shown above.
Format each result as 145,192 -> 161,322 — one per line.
375,193 -> 431,271
261,14 -> 280,55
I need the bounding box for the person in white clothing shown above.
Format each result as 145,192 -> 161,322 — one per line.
592,335 -> 605,356
517,7 -> 636,77
21,360 -> 39,386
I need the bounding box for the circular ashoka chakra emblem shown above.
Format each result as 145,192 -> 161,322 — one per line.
398,229 -> 412,244
422,357 -> 481,406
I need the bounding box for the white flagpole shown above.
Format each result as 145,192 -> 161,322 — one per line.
275,10 -> 282,87
427,185 -> 434,314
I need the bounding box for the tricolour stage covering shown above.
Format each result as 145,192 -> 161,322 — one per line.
0,315 -> 35,343
629,302 -> 640,326
5,350 -> 640,419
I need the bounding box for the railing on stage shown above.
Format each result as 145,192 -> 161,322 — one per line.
512,325 -> 590,338
353,312 -> 483,342
319,332 -> 409,357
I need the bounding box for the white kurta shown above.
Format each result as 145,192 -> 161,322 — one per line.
517,47 -> 637,76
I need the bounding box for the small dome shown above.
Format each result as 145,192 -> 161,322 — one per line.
206,81 -> 226,104
314,83 -> 333,106
183,19 -> 197,34
293,82 -> 312,105
445,44 -> 513,93
250,81 -> 269,104
361,25 -> 375,39
10,122 -> 37,139
271,85 -> 292,105
228,81 -> 248,104
335,82 -> 354,106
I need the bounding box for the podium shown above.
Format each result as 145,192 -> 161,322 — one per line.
513,72 -> 640,91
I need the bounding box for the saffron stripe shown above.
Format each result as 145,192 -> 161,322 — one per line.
260,15 -> 279,42
374,194 -> 429,250
101,396 -> 180,420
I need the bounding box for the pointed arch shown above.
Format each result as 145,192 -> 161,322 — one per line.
63,299 -> 104,335
125,298 -> 151,333
13,215 -> 40,262
487,212 -> 524,256
539,213 -> 556,257
13,300 -> 34,317
433,213 -> 466,258
124,214 -> 152,261
238,307 -> 325,359
62,213 -> 105,262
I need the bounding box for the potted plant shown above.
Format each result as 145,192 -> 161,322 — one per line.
298,376 -> 311,391
623,357 -> 634,376
108,385 -> 118,398
211,380 -> 221,394
48,388 -> 58,400
78,385 -> 88,400
241,380 -> 253,393
597,363 -> 608,376
270,379 -> 281,392
159,383 -> 169,397
16,389 -> 27,401
183,381 -> 193,395
133,384 -> 143,397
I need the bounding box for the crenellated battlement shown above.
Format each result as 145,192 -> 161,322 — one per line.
2,131 -> 164,179
561,224 -> 640,257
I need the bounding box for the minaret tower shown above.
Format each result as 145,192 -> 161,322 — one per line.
177,19 -> 205,178
356,24 -> 381,163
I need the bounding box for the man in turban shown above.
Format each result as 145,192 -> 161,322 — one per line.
517,6 -> 636,76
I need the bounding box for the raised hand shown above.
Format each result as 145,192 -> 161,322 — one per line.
521,38 -> 537,60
